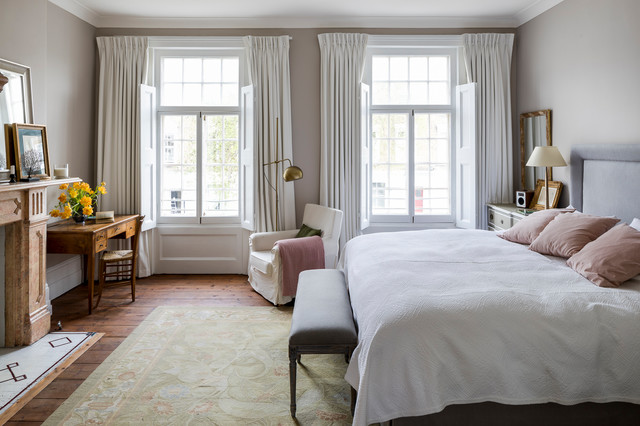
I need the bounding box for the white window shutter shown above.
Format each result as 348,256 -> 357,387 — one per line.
360,83 -> 371,231
455,83 -> 478,229
240,85 -> 256,231
139,84 -> 157,231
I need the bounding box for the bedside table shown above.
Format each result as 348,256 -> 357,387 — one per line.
487,203 -> 530,231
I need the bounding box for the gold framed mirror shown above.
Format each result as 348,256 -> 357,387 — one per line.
520,109 -> 551,190
0,58 -> 33,172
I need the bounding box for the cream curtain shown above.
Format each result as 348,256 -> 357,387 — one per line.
243,35 -> 296,232
463,33 -> 514,229
96,36 -> 153,276
318,33 -> 368,247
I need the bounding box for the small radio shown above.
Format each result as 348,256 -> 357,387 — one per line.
516,190 -> 535,208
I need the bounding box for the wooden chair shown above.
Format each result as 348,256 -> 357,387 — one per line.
95,215 -> 144,309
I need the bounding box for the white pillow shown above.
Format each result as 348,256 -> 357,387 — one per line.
631,218 -> 640,231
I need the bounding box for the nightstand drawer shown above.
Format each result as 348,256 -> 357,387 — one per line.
488,209 -> 511,230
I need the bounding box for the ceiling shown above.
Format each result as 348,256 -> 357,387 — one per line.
48,0 -> 564,28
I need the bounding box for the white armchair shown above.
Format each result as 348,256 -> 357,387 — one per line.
248,204 -> 343,305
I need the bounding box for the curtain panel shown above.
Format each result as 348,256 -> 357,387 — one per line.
96,36 -> 153,276
243,35 -> 296,232
318,33 -> 368,247
462,33 -> 515,229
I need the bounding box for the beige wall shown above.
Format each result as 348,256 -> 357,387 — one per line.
516,0 -> 640,206
46,4 -> 97,185
98,27 -> 512,225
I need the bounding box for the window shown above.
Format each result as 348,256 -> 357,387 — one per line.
366,47 -> 457,223
155,49 -> 244,223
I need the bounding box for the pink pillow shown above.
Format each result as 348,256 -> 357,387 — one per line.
567,224 -> 640,287
529,213 -> 620,258
498,209 -> 570,245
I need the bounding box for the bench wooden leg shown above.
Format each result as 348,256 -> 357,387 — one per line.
289,346 -> 297,417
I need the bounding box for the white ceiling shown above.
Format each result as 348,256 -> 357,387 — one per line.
48,0 -> 564,28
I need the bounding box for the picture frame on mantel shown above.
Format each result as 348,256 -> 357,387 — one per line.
530,179 -> 563,210
13,123 -> 50,181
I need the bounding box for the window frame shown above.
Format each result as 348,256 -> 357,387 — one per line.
153,47 -> 246,225
364,45 -> 458,224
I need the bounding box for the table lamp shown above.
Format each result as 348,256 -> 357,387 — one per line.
526,146 -> 567,209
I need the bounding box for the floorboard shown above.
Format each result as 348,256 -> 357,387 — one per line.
8,274 -> 269,424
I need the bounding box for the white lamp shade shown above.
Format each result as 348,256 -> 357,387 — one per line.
526,146 -> 567,167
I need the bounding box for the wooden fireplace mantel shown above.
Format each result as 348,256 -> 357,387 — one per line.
1,177 -> 81,346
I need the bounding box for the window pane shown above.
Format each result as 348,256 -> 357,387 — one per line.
160,115 -> 197,217
161,55 -> 239,106
414,113 -> 451,215
372,54 -> 450,106
429,56 -> 449,81
163,58 -> 182,82
372,113 -> 409,215
203,115 -> 239,217
183,58 -> 202,82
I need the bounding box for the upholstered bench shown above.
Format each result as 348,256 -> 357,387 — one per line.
288,269 -> 358,417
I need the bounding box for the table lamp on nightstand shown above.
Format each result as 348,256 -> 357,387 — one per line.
526,146 -> 567,209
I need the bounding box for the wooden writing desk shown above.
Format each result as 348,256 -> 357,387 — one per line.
47,214 -> 139,314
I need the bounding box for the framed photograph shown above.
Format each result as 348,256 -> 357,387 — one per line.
530,179 -> 563,210
4,123 -> 15,170
12,123 -> 50,180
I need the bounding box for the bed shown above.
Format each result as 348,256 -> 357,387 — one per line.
340,144 -> 640,425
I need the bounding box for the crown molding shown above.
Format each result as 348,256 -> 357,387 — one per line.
48,0 -> 99,26
48,0 -> 565,29
515,0 -> 565,26
95,15 -> 517,29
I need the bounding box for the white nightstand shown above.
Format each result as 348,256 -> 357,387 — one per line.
487,203 -> 530,231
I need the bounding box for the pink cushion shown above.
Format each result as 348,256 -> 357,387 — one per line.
567,224 -> 640,287
498,209 -> 569,245
529,213 -> 620,258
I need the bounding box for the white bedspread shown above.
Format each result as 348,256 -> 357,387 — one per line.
341,229 -> 640,425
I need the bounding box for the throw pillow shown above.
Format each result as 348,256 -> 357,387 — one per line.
498,209 -> 569,245
296,224 -> 322,238
567,224 -> 640,287
529,213 -> 620,258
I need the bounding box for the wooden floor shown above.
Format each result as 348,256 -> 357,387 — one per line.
7,274 -> 271,425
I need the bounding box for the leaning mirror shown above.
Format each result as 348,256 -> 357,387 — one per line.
0,58 -> 33,172
520,109 -> 551,190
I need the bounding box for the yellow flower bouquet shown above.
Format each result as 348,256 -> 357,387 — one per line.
50,181 -> 107,223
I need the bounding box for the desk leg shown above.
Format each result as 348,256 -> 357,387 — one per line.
87,251 -> 95,314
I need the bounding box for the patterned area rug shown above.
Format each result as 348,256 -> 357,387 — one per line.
44,307 -> 352,425
0,332 -> 102,423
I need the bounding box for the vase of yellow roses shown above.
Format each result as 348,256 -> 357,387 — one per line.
50,181 -> 107,225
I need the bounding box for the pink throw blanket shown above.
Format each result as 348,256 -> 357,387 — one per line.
276,235 -> 325,297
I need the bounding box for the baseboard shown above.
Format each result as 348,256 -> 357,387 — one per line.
47,256 -> 83,300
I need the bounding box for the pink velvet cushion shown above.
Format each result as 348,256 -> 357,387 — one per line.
567,224 -> 640,287
529,213 -> 620,258
498,209 -> 568,245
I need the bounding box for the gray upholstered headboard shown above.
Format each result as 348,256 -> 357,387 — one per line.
570,144 -> 640,224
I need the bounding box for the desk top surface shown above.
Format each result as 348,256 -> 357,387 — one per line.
47,214 -> 138,235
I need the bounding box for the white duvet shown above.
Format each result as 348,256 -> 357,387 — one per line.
340,229 -> 640,425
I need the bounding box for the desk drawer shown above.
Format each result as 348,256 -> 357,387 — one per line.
107,223 -> 127,238
125,221 -> 136,238
95,231 -> 107,253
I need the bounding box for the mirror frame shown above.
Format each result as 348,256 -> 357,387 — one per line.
520,109 -> 552,190
0,58 -> 34,170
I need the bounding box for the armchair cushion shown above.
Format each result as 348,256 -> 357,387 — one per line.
250,250 -> 274,275
295,224 -> 322,238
